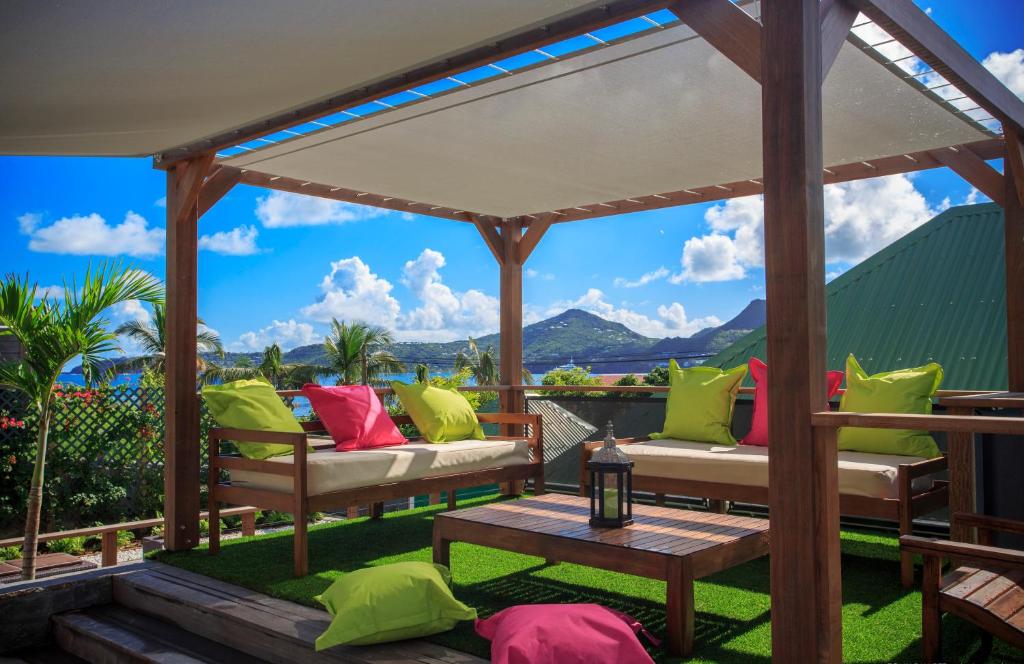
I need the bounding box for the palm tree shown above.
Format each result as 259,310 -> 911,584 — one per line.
114,303 -> 224,380
323,319 -> 404,385
454,337 -> 532,385
0,264 -> 163,580
253,343 -> 327,389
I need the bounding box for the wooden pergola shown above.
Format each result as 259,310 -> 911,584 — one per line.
4,1 -> 1024,660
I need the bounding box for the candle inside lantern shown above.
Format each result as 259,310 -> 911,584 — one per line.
603,487 -> 619,519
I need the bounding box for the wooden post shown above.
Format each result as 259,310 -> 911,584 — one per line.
499,218 -> 525,495
1006,134 -> 1024,391
947,406 -> 975,542
761,1 -> 842,661
164,157 -> 208,551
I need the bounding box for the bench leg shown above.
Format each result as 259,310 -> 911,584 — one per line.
432,529 -> 451,569
447,490 -> 457,511
370,502 -> 385,519
707,498 -> 729,514
240,511 -> 256,537
655,493 -> 666,507
666,559 -> 695,657
293,503 -> 308,577
208,498 -> 220,556
533,473 -> 546,496
899,501 -> 915,588
921,556 -> 942,663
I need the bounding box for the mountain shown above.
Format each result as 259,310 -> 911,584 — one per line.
75,300 -> 766,376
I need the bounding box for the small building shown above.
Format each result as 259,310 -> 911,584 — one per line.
0,328 -> 25,362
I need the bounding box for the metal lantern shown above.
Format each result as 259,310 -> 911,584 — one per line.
588,421 -> 634,527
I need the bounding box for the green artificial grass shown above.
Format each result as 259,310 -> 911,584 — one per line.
154,494 -> 1024,663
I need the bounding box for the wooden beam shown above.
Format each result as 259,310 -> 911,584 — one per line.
197,166 -> 243,218
1006,136 -> 1024,391
1007,132 -> 1024,209
155,0 -> 673,166
669,0 -> 762,83
761,0 -> 841,661
474,217 -> 506,265
239,170 -> 477,224
170,155 -> 213,227
852,0 -> 1024,137
929,146 -> 1004,206
499,218 -> 525,437
164,159 -> 207,552
820,0 -> 858,81
517,214 -> 556,263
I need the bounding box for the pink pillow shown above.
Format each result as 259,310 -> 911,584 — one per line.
301,384 -> 406,451
475,604 -> 657,664
741,357 -> 844,447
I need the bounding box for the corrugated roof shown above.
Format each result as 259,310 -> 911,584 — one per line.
708,203 -> 1008,391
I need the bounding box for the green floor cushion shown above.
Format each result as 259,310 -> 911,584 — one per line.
202,379 -> 307,460
391,381 -> 484,443
651,359 -> 747,445
315,561 -> 477,650
838,355 -> 943,458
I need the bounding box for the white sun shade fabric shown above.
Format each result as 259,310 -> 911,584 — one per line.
224,17 -> 990,219
0,0 -> 604,156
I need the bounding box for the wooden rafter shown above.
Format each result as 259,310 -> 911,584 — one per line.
852,0 -> 1024,137
155,0 -> 673,167
198,166 -> 243,218
669,0 -> 762,83
929,145 -> 1005,206
820,0 -> 858,81
473,216 -> 506,265
517,214 -> 556,263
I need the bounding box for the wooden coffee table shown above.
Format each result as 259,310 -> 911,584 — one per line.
433,493 -> 769,656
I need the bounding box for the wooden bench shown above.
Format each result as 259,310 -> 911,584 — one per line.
208,412 -> 544,576
901,512 -> 1024,663
581,437 -> 948,587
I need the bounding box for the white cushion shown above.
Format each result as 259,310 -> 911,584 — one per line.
229,439 -> 531,496
622,439 -> 933,499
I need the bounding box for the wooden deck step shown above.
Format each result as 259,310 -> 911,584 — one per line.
110,562 -> 485,664
52,605 -> 265,663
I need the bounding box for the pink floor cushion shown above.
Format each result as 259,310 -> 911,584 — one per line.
742,357 -> 844,447
475,604 -> 658,664
302,384 -> 406,451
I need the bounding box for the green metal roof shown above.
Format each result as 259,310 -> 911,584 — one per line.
708,203 -> 1009,391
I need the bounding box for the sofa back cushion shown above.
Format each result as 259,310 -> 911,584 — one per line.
202,379 -> 307,459
742,357 -> 844,446
302,384 -> 406,451
838,354 -> 943,458
650,359 -> 747,446
391,381 -> 484,443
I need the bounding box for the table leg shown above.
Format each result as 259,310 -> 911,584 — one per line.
433,524 -> 451,568
666,559 -> 695,657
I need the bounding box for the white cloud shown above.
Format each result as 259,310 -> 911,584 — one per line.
256,191 -> 390,228
613,267 -> 669,288
23,211 -> 164,258
199,225 -> 261,256
547,288 -> 721,338
112,299 -> 152,325
984,49 -> 1024,98
33,285 -> 65,300
18,212 -> 41,234
964,187 -> 990,206
231,319 -> 318,351
300,257 -> 402,327
154,197 -> 167,208
526,268 -> 554,281
676,174 -> 947,282
398,249 -> 499,341
825,269 -> 845,283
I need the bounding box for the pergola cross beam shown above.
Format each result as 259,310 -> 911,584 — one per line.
820,0 -> 858,80
930,146 -> 1005,207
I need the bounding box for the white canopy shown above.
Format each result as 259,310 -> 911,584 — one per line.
0,0 -> 603,156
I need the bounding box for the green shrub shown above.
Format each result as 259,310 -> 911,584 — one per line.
644,365 -> 670,386
0,545 -> 21,560
540,366 -> 603,397
47,536 -> 88,555
612,374 -> 651,398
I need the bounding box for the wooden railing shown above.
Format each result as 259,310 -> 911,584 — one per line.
0,506 -> 259,568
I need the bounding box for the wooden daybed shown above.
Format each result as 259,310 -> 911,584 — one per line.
581,436 -> 948,588
208,412 -> 544,576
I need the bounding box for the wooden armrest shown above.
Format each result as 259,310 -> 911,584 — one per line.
953,512 -> 1024,537
902,455 -> 947,478
899,535 -> 1024,568
209,427 -> 307,446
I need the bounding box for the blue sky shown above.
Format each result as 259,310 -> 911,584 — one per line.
3,0 -> 1022,355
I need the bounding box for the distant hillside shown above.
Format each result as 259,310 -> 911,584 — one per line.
79,300 -> 766,376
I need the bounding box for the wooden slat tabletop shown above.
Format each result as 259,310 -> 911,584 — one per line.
437,494 -> 769,558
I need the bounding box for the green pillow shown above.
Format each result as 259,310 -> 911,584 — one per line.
651,359 -> 747,445
838,355 -> 943,458
315,561 -> 476,650
202,379 -> 307,460
391,381 -> 484,443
